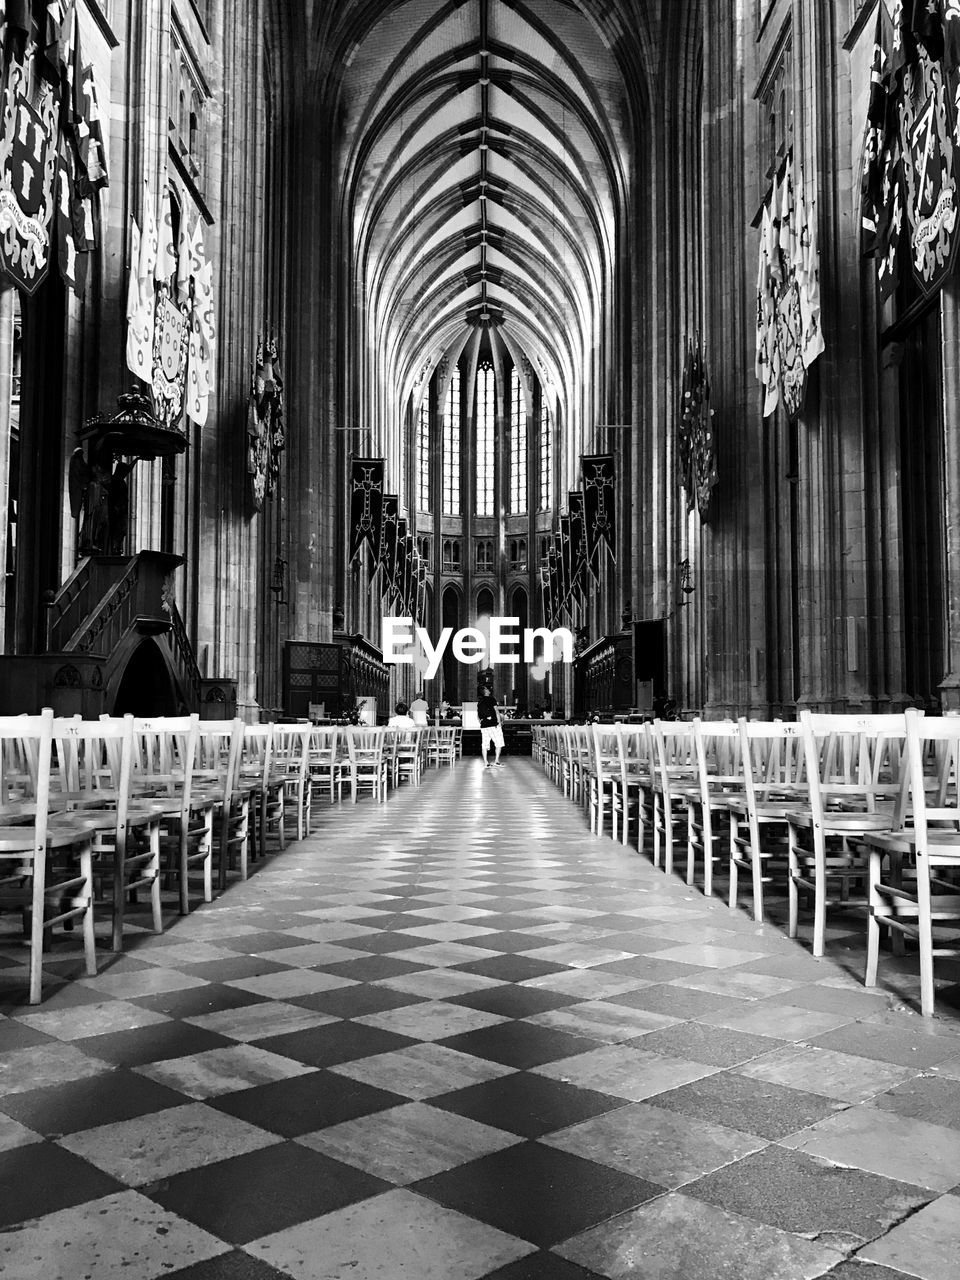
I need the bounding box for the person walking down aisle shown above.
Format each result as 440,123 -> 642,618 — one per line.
478,688 -> 504,766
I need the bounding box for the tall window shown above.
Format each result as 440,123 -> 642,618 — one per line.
443,368 -> 461,516
539,396 -> 553,511
476,361 -> 494,517
417,396 -> 430,511
510,366 -> 526,514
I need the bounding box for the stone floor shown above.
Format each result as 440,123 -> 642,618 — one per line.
0,757 -> 959,1279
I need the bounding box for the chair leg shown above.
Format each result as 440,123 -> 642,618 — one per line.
112,831 -> 126,953
178,823 -> 190,916
916,854 -> 935,1017
787,824 -> 800,940
865,846 -> 882,988
80,847 -> 98,977
686,805 -> 696,887
750,823 -> 765,924
202,811 -> 214,904
28,854 -> 46,1005
728,813 -> 739,913
148,824 -> 163,934
703,810 -> 714,898
812,832 -> 827,958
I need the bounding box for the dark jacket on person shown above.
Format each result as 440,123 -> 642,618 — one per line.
477,694 -> 499,728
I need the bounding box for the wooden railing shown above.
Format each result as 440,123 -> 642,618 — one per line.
163,596 -> 203,711
72,559 -> 141,654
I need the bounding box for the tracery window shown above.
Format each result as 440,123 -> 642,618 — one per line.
442,539 -> 461,572
476,539 -> 494,572
510,366 -> 526,515
509,539 -> 526,572
475,361 -> 494,517
417,396 -> 430,511
443,368 -> 461,516
539,398 -> 553,512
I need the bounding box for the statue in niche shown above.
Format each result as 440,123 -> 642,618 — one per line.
69,441 -> 137,555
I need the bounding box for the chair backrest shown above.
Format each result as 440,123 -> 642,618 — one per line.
54,714 -> 136,831
650,720 -> 697,798
903,707 -> 960,837
0,708 -> 55,852
590,724 -> 620,777
132,714 -> 199,810
309,726 -> 340,767
242,723 -> 275,789
346,727 -> 385,763
737,718 -> 806,812
614,724 -> 652,790
270,722 -> 313,782
195,720 -> 238,779
692,718 -> 742,806
798,711 -> 909,822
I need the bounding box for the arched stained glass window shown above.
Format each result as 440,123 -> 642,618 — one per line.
417,395 -> 430,511
510,367 -> 526,515
539,396 -> 553,512
443,368 -> 461,516
476,361 -> 494,517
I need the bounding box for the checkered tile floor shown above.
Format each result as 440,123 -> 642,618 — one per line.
1,758 -> 959,1279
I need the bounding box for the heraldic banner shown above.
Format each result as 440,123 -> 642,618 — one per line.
568,490 -> 587,605
0,2 -> 109,297
379,494 -> 399,600
862,0 -> 960,303
581,453 -> 616,570
349,457 -> 385,564
394,517 -> 408,602
754,153 -> 825,420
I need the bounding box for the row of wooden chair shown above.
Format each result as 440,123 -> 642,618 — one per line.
0,715 -> 461,1004
533,711 -> 960,1017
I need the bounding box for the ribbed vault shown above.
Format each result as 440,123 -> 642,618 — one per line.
318,0 -> 641,466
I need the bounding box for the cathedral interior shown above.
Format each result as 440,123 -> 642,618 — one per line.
0,1 -> 960,1278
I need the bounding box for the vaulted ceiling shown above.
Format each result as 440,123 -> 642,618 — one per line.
313,0 -> 645,458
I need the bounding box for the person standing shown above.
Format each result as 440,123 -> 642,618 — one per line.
409,691 -> 429,726
477,688 -> 504,766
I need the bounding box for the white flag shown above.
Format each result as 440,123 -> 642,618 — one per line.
124,218 -> 142,375
156,186 -> 177,284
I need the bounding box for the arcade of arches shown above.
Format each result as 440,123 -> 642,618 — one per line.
1,0 -> 953,722
3,5 -> 960,1279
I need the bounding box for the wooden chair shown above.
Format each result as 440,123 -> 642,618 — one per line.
130,715 -> 216,915
865,708 -> 960,1016
687,719 -> 743,897
727,719 -> 806,922
612,724 -> 655,850
56,714 -> 163,952
650,720 -> 699,875
587,724 -> 620,837
0,709 -> 101,1003
343,728 -> 387,802
270,722 -> 314,843
242,723 -> 282,856
309,727 -> 342,804
395,729 -> 424,786
785,711 -> 907,956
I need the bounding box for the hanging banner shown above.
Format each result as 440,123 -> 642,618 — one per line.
679,336 -> 718,515
0,5 -> 108,297
581,453 -> 616,567
349,457 -> 385,563
568,491 -> 587,601
862,0 -> 960,301
379,494 -> 399,598
547,545 -> 559,627
0,82 -> 58,294
152,291 -> 190,427
393,516 -> 408,599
